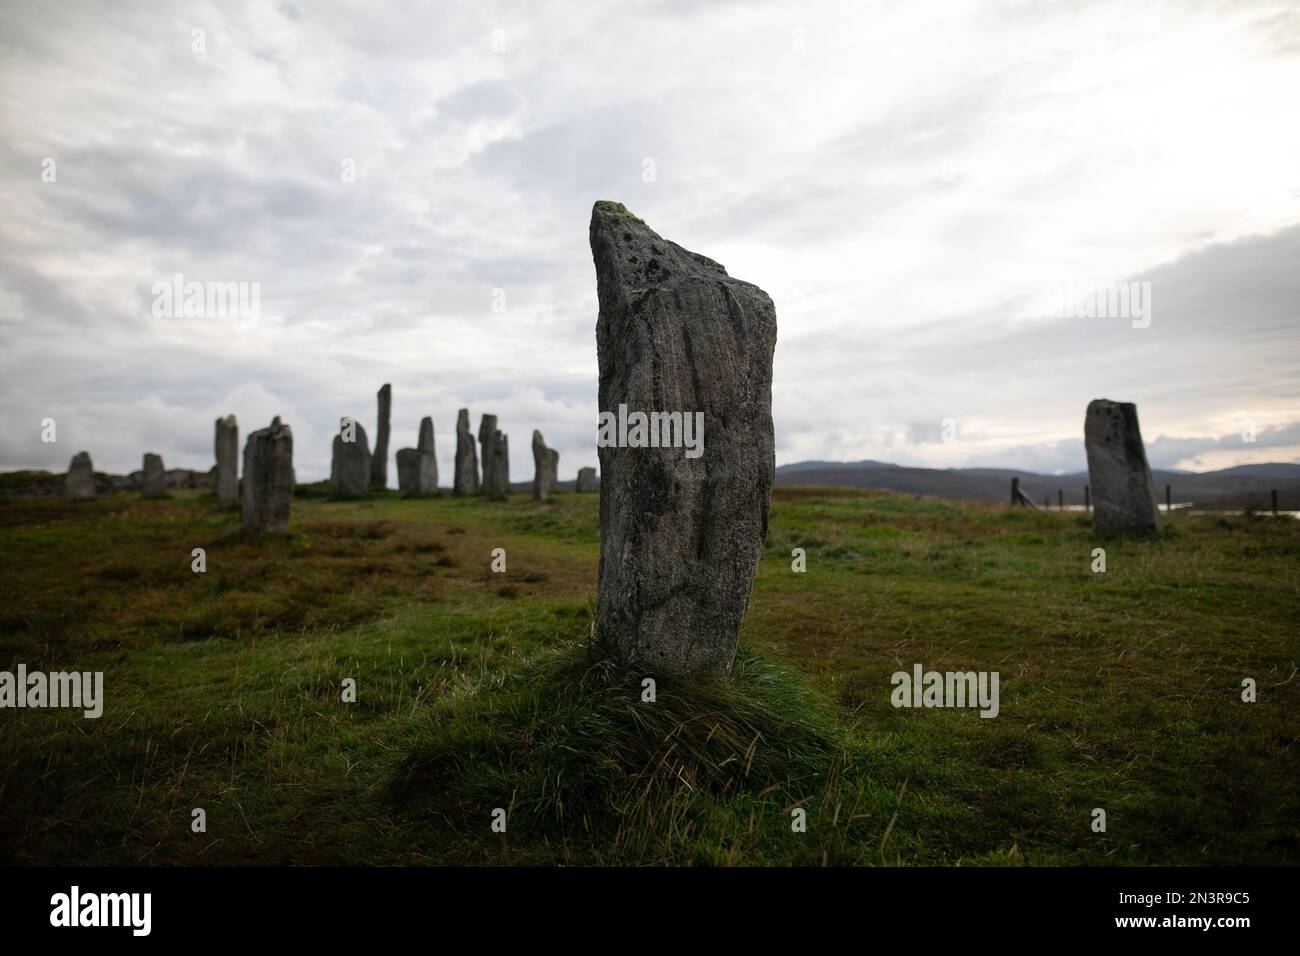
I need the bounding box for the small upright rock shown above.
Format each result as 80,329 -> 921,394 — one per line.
1085,399 -> 1162,533
590,201 -> 777,681
332,417 -> 372,499
576,466 -> 598,493
214,415 -> 239,509
65,451 -> 96,501
242,419 -> 294,534
370,384 -> 391,490
532,430 -> 559,502
454,409 -> 480,496
396,448 -> 430,495
417,416 -> 437,494
141,453 -> 167,498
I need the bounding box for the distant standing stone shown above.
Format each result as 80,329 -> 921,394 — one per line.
141,453 -> 167,498
1085,399 -> 1162,533
486,430 -> 510,501
454,408 -> 480,496
575,466 -> 597,493
590,201 -> 776,681
332,417 -> 372,499
214,415 -> 239,509
242,419 -> 294,534
65,451 -> 96,501
370,384 -> 391,490
396,447 -> 435,496
417,416 -> 437,494
478,414 -> 499,496
532,430 -> 559,501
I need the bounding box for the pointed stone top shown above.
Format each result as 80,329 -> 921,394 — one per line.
590,200 -> 731,292
271,415 -> 282,427
592,200 -> 645,224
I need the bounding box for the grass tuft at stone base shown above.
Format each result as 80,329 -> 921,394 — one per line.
391,643 -> 846,854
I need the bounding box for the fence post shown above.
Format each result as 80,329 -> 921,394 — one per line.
1273,489 -> 1279,515
1084,485 -> 1090,511
1165,484 -> 1171,513
1011,477 -> 1018,506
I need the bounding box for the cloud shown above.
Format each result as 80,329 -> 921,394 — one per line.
0,0 -> 1297,482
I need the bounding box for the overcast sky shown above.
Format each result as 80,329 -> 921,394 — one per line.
2,0 -> 1298,482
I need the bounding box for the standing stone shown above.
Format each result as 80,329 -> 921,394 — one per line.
214,415 -> 239,509
417,416 -> 437,494
576,466 -> 598,493
141,453 -> 167,498
65,451 -> 96,501
532,430 -> 559,502
370,383 -> 391,490
332,418 -> 372,499
396,448 -> 427,494
242,419 -> 294,534
590,201 -> 777,680
453,409 -> 480,496
485,431 -> 510,501
478,414 -> 499,496
1084,399 -> 1162,533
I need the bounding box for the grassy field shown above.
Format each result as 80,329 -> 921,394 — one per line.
0,487 -> 1296,866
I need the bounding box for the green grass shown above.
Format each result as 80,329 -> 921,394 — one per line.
0,487 -> 1295,865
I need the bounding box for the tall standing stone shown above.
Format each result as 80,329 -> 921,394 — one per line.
590,201 -> 777,680
242,419 -> 294,534
1084,399 -> 1162,533
532,430 -> 559,502
141,453 -> 167,498
214,415 -> 239,509
417,416 -> 437,494
332,417 -> 371,499
576,466 -> 597,493
478,414 -> 498,496
65,451 -> 96,501
454,409 -> 480,496
370,383 -> 391,490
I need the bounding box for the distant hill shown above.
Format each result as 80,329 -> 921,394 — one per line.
775,460 -> 1300,509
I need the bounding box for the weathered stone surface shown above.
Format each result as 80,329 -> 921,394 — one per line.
1085,398 -> 1162,533
478,414 -> 498,495
65,451 -> 96,500
370,384 -> 391,490
532,430 -> 559,501
141,453 -> 167,498
214,415 -> 239,509
485,430 -> 510,501
416,416 -> 437,494
396,448 -> 431,495
331,417 -> 371,499
453,408 -> 480,496
242,419 -> 294,534
590,200 -> 777,680
576,466 -> 598,493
